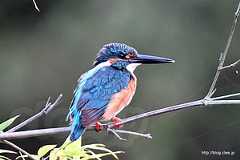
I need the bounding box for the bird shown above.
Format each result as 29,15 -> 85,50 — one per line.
67,42 -> 175,141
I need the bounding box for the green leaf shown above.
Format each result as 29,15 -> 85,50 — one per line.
49,148 -> 60,160
83,151 -> 124,160
45,139 -> 124,160
62,139 -> 84,156
83,144 -> 122,160
65,139 -> 82,150
84,149 -> 102,160
0,115 -> 20,131
60,136 -> 76,148
37,145 -> 57,158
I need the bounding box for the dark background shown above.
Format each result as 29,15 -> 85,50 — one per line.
0,0 -> 240,159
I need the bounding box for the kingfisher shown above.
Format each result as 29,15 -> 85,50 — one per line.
68,42 -> 175,141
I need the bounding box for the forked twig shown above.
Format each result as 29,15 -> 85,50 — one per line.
107,128 -> 127,141
7,94 -> 62,133
206,1 -> 240,98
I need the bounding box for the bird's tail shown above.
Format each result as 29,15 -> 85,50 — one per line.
69,110 -> 86,141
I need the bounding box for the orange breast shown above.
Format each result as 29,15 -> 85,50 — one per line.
102,77 -> 137,121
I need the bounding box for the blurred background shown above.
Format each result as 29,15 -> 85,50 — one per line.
0,0 -> 240,159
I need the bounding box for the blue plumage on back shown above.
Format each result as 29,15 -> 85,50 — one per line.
69,63 -> 131,141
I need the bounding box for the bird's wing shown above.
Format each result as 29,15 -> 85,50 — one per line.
69,66 -> 131,126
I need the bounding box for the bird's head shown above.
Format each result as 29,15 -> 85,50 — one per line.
94,43 -> 175,72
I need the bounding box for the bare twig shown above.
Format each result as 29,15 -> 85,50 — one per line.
236,1 -> 240,16
3,140 -> 37,160
218,59 -> 240,71
108,100 -> 203,128
7,94 -> 62,133
107,128 -> 152,140
108,129 -> 152,139
212,92 -> 240,100
107,99 -> 240,127
0,127 -> 70,140
206,1 -> 240,98
18,151 -> 26,160
32,0 -> 40,12
107,128 -> 127,141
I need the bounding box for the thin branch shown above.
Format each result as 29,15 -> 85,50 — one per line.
203,99 -> 240,105
107,100 -> 240,128
206,1 -> 240,98
44,94 -> 63,114
236,0 -> 240,16
107,128 -> 127,141
18,151 -> 26,160
108,129 -> 152,139
7,94 -> 63,133
32,0 -> 40,12
0,127 -> 70,140
208,88 -> 217,98
108,100 -> 203,128
212,92 -> 240,100
218,59 -> 240,71
1,99 -> 240,140
3,140 -> 37,160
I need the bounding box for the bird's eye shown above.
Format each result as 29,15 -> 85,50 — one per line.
125,52 -> 136,59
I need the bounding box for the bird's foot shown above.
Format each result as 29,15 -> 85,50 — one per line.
95,121 -> 103,132
111,117 -> 123,129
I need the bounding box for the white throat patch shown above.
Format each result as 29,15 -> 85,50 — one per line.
126,63 -> 141,73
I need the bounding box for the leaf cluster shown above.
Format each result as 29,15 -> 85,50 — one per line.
0,116 -> 123,160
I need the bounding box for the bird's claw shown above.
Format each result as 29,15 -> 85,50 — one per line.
95,121 -> 103,132
111,117 -> 123,129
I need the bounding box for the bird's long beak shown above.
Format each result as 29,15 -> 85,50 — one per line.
129,53 -> 175,64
